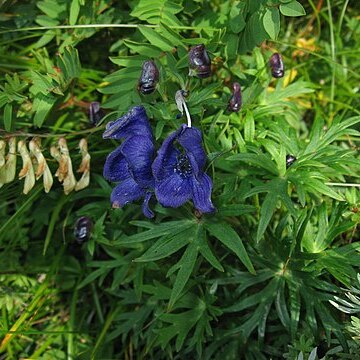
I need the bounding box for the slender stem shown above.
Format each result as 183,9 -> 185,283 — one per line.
183,101 -> 192,128
337,0 -> 349,36
0,23 -> 216,35
326,0 -> 336,120
325,182 -> 360,188
0,125 -> 105,139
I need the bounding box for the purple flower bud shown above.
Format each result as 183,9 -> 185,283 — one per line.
74,216 -> 93,244
228,82 -> 242,112
269,53 -> 284,78
89,102 -> 105,126
286,154 -> 296,168
138,60 -> 159,95
188,44 -> 211,78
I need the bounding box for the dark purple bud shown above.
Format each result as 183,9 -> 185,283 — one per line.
188,44 -> 211,78
74,216 -> 93,244
138,60 -> 159,95
269,53 -> 284,78
286,154 -> 296,168
89,102 -> 105,126
228,82 -> 242,112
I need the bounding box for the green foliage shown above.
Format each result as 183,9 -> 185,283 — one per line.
0,0 -> 360,359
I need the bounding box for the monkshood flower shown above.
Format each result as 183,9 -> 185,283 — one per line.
269,53 -> 284,78
228,82 -> 242,112
152,124 -> 215,214
188,44 -> 211,78
89,101 -> 105,126
103,106 -> 153,141
138,60 -> 159,95
103,106 -> 155,218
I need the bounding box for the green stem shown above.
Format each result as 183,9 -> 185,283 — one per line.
43,194 -> 68,255
0,23 -> 216,35
326,0 -> 336,121
91,283 -> 104,324
67,286 -> 78,360
91,308 -> 117,360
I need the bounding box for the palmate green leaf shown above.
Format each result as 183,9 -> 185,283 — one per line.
119,220 -> 194,245
188,83 -> 222,107
224,278 -> 279,340
205,222 -> 255,274
275,278 -> 291,329
77,267 -> 111,289
227,153 -> 279,175
107,305 -> 153,343
266,80 -> 315,103
198,225 -> 224,272
168,239 -> 199,309
257,191 -> 278,242
318,251 -> 357,287
315,302 -> 348,351
217,203 -> 256,217
138,25 -> 175,52
288,280 -> 301,338
305,177 -> 344,201
224,277 -> 279,313
244,111 -> 255,142
156,306 -> 204,351
134,225 -> 196,262
244,178 -> 296,241
304,116 -> 360,155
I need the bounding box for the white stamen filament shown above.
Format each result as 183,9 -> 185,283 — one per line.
175,90 -> 192,128
183,100 -> 192,128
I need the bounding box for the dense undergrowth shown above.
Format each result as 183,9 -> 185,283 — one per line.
0,0 -> 360,359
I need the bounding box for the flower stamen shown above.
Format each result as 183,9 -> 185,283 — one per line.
175,90 -> 192,128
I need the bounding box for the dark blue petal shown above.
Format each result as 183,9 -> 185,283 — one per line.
178,126 -> 207,170
152,127 -> 182,180
191,173 -> 216,213
120,135 -> 155,188
155,174 -> 192,208
103,146 -> 131,182
142,191 -> 154,218
110,177 -> 145,208
103,106 -> 152,140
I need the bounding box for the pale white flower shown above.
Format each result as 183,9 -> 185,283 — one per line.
0,140 -> 5,168
4,137 -> 17,184
29,137 -> 53,193
51,138 -> 76,195
75,138 -> 91,191
18,140 -> 35,194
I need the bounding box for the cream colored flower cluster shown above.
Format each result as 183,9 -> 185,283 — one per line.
0,137 -> 90,195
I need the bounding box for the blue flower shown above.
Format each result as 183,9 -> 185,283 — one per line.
103,106 -> 152,140
152,124 -> 215,213
103,106 -> 155,218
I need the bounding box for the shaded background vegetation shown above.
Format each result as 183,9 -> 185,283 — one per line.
0,0 -> 359,359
